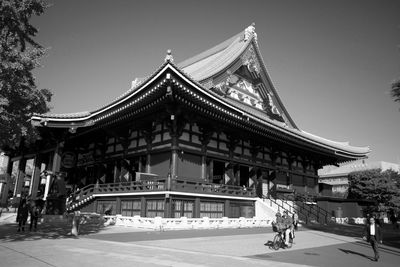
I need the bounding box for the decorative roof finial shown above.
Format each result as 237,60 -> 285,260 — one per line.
244,22 -> 257,42
165,49 -> 174,63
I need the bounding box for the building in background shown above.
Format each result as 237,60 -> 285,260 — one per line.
318,160 -> 400,198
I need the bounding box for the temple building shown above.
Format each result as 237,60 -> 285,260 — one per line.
4,24 -> 370,218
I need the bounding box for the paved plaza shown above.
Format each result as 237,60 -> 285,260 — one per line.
1,213 -> 400,267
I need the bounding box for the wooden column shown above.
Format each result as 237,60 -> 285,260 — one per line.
14,158 -> 27,201
44,143 -> 62,200
29,155 -> 42,199
0,155 -> 11,206
194,197 -> 200,218
140,196 -> 146,217
116,197 -> 121,215
199,126 -> 213,181
167,113 -> 184,180
224,199 -> 230,217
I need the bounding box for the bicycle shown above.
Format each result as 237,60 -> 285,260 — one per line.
271,223 -> 294,250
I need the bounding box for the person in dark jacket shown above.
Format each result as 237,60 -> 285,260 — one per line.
363,217 -> 383,262
17,199 -> 29,232
29,201 -> 40,231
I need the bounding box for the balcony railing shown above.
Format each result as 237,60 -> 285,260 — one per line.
69,178 -> 256,205
171,179 -> 256,197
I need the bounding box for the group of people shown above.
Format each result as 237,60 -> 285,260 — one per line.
274,210 -> 298,248
16,199 -> 41,232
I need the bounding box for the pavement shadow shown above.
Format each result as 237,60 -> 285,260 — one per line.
303,223 -> 400,249
338,248 -> 374,261
0,220 -> 106,242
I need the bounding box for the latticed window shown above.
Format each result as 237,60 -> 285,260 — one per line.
121,199 -> 141,217
146,199 -> 165,217
200,201 -> 224,218
173,200 -> 194,218
97,200 -> 116,215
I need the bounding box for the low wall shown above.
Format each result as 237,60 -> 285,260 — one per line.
103,215 -> 272,231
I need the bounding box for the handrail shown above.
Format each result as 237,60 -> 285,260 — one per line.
66,178 -> 256,212
289,194 -> 329,224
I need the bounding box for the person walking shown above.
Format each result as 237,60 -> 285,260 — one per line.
17,199 -> 29,232
293,211 -> 299,230
29,201 -> 40,231
363,217 -> 383,262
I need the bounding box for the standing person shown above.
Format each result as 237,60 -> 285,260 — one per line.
282,211 -> 293,247
17,199 -> 29,232
293,211 -> 299,230
29,201 -> 40,231
363,217 -> 383,262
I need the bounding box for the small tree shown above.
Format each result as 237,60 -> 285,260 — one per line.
348,168 -> 400,213
392,79 -> 400,104
0,0 -> 52,151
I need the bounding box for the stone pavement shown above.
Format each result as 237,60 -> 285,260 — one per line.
1,213 -> 400,267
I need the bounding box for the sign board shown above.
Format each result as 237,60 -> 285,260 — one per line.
77,152 -> 94,166
61,152 -> 77,168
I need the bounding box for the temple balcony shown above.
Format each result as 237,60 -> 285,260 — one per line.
66,178 -> 256,212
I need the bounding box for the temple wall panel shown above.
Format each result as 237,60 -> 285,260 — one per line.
163,132 -> 171,141
154,133 -> 162,143
108,137 -> 115,144
106,145 -> 114,154
150,152 -> 170,176
219,141 -> 228,151
128,140 -> 137,149
234,147 -> 241,154
219,132 -> 228,142
306,176 -> 317,187
130,130 -> 138,138
115,144 -> 123,152
180,132 -> 190,142
138,137 -> 146,147
192,123 -> 200,134
155,123 -> 162,132
191,134 -> 201,145
293,185 -> 306,194
208,140 -> 218,149
243,141 -> 250,148
292,174 -> 304,186
243,148 -> 251,157
282,158 -> 289,167
177,153 -> 202,179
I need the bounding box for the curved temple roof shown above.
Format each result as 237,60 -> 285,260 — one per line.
31,24 -> 370,159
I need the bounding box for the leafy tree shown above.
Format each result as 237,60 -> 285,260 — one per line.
392,79 -> 400,104
348,168 -> 400,212
0,0 -> 52,151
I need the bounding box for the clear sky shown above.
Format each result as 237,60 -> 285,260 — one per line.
31,0 -> 400,164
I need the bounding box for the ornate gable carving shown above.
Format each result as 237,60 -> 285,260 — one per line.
241,46 -> 261,76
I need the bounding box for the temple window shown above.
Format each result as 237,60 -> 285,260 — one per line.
200,201 -> 224,218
